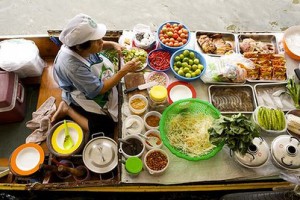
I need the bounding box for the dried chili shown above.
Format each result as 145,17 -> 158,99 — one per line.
148,50 -> 171,71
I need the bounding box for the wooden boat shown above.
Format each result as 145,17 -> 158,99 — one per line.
0,30 -> 294,192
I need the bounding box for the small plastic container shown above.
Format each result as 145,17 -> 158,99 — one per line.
124,115 -> 144,135
144,111 -> 161,130
128,94 -> 148,115
149,85 -> 169,113
124,156 -> 143,176
144,149 -> 169,176
144,130 -> 163,150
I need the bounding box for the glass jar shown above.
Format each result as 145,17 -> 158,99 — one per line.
148,85 -> 168,113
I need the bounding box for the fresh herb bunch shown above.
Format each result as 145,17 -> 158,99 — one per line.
99,49 -> 119,68
208,113 -> 260,155
286,78 -> 300,109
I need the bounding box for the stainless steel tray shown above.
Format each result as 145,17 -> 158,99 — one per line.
254,83 -> 296,112
237,33 -> 279,54
208,84 -> 256,114
195,30 -> 237,56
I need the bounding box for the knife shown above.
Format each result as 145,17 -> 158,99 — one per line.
124,81 -> 158,94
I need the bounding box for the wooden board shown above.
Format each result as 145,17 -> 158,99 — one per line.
124,72 -> 148,99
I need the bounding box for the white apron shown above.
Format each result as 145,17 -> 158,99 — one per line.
56,45 -> 118,122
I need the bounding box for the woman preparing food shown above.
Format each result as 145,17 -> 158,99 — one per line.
51,13 -> 141,139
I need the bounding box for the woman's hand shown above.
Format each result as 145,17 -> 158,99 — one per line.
122,57 -> 141,73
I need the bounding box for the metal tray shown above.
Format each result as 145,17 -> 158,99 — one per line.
208,84 -> 256,114
254,83 -> 296,112
195,31 -> 237,56
237,33 -> 279,54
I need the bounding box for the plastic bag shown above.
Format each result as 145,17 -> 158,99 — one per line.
0,39 -> 45,78
201,53 -> 254,83
132,24 -> 156,50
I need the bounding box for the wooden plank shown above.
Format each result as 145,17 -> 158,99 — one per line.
36,59 -> 62,109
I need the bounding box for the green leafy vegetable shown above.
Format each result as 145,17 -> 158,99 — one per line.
208,113 -> 260,155
99,49 -> 119,68
286,78 -> 300,109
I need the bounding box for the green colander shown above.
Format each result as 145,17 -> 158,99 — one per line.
159,98 -> 224,161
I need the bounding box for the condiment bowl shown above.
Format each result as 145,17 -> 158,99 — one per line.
119,134 -> 145,158
124,115 -> 144,135
128,94 -> 148,115
143,111 -> 161,130
143,130 -> 163,150
144,148 -> 169,176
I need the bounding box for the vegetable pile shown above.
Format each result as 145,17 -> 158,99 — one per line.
256,106 -> 286,131
286,78 -> 300,108
148,50 -> 171,71
208,113 -> 260,155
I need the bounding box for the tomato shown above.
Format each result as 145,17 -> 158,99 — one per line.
166,23 -> 171,28
173,33 -> 179,39
178,24 -> 183,29
182,39 -> 187,44
182,28 -> 189,34
180,33 -> 186,39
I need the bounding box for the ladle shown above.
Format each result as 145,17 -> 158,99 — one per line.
118,138 -> 132,145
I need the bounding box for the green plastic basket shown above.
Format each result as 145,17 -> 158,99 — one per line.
159,98 -> 224,161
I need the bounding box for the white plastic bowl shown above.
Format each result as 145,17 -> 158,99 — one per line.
144,148 -> 169,176
143,130 -> 163,150
124,115 -> 144,135
128,94 -> 148,115
143,111 -> 161,130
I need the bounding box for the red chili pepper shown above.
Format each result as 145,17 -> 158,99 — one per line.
148,50 -> 171,71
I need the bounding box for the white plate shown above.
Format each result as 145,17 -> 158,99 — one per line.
167,81 -> 196,104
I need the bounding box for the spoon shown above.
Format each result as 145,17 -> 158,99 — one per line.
138,133 -> 159,147
118,138 -> 132,145
63,120 -> 74,150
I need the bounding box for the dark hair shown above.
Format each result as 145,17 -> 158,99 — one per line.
70,40 -> 92,51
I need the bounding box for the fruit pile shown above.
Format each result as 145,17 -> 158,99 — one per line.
122,48 -> 147,68
172,49 -> 204,78
158,22 -> 189,47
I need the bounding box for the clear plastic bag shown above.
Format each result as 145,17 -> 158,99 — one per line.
132,24 -> 156,50
0,39 -> 45,78
201,53 -> 254,83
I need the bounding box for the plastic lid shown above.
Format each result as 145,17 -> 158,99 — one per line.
125,156 -> 143,174
149,85 -> 167,102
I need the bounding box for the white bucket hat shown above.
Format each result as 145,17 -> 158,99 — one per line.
59,13 -> 107,47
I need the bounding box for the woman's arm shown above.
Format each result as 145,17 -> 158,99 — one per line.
99,58 -> 141,94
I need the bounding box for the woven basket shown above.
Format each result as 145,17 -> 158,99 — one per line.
159,98 -> 224,161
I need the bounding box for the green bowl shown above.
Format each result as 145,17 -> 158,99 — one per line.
159,98 -> 224,161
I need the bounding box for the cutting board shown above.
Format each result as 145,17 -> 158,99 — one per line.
124,72 -> 148,99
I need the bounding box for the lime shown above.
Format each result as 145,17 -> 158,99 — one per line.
189,52 -> 195,59
174,66 -> 179,72
198,64 -> 204,70
183,50 -> 190,57
192,64 -> 198,71
175,56 -> 181,62
185,73 -> 191,78
176,61 -> 182,67
178,69 -> 184,76
182,62 -> 189,68
194,58 -> 200,64
195,69 -> 201,75
191,72 -> 196,77
183,57 -> 189,63
188,59 -> 194,65
183,67 -> 190,73
179,54 -> 185,60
